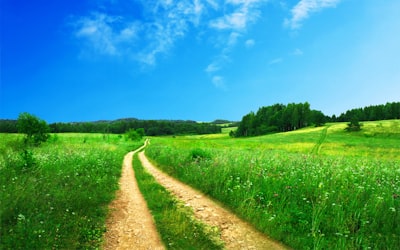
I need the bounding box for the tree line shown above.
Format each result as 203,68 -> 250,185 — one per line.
0,118 -> 221,135
235,101 -> 400,137
333,102 -> 400,122
235,102 -> 327,137
1,102 -> 398,136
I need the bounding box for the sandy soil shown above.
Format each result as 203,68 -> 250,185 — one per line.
103,142 -> 165,250
138,151 -> 288,250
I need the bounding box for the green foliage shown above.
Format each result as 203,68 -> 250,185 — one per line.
345,118 -> 363,132
19,149 -> 36,169
189,148 -> 212,162
336,101 -> 400,122
125,128 -> 143,141
136,127 -> 145,137
236,102 -> 326,137
133,154 -> 224,249
17,112 -> 50,145
48,119 -> 221,135
0,133 -> 142,249
145,121 -> 400,249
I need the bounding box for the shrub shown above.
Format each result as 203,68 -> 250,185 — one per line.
17,112 -> 50,145
345,118 -> 363,132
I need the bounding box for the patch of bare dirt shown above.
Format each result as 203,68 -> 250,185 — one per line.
103,143 -> 164,250
138,151 -> 288,250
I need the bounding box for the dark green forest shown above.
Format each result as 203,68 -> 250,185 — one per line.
235,102 -> 400,137
333,102 -> 400,122
235,102 -> 327,137
0,118 -> 222,135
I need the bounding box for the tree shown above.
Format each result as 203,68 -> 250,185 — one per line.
310,110 -> 327,127
125,128 -> 142,141
236,112 -> 256,137
345,118 -> 362,132
17,112 -> 50,145
136,128 -> 146,137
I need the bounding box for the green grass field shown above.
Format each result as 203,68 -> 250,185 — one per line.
0,133 -> 143,249
1,120 -> 399,249
145,120 -> 400,249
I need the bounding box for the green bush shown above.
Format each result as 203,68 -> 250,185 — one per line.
17,112 -> 50,145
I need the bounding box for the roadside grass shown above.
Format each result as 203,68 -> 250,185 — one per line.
145,120 -> 400,249
132,153 -> 224,250
0,133 -> 142,249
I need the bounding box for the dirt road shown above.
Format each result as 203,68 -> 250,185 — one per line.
138,151 -> 288,250
103,141 -> 165,250
103,140 -> 288,249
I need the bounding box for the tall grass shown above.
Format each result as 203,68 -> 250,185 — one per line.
145,121 -> 400,249
0,133 -> 142,249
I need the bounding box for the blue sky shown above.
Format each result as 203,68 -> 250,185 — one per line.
1,0 -> 399,122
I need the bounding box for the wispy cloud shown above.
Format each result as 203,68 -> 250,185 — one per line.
209,0 -> 262,31
73,1 -> 204,65
291,48 -> 304,56
268,57 -> 283,65
205,62 -> 221,73
284,0 -> 341,30
72,0 -> 267,87
74,12 -> 139,56
212,75 -> 227,89
245,39 -> 255,48
205,0 -> 265,87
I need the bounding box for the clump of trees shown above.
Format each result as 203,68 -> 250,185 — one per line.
235,102 -> 328,137
125,128 -> 145,141
17,112 -> 50,145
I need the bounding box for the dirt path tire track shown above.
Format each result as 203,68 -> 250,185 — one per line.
311,126 -> 329,154
103,141 -> 165,250
138,151 -> 288,250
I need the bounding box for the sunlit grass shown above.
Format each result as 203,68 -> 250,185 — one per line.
0,133 -> 142,249
145,120 -> 400,249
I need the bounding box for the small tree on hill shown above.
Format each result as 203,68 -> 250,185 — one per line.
17,112 -> 50,145
345,117 -> 362,132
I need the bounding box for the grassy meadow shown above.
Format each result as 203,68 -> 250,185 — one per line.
0,133 -> 143,249
145,120 -> 400,249
1,120 -> 399,249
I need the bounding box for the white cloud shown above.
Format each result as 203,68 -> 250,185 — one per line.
268,57 -> 283,65
206,0 -> 219,10
205,63 -> 220,73
285,0 -> 341,30
212,75 -> 227,89
72,0 -> 266,72
291,48 -> 303,55
209,0 -> 262,31
75,13 -> 139,55
205,0 -> 265,87
245,39 -> 255,48
210,12 -> 248,30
